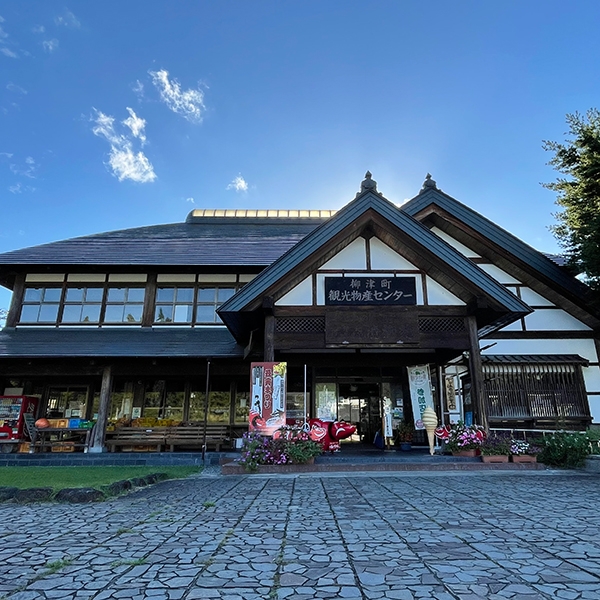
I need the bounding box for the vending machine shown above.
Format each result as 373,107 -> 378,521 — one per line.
0,396 -> 39,451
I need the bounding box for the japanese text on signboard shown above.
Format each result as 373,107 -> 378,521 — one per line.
324,277 -> 416,305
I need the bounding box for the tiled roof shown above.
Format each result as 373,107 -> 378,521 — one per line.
0,327 -> 243,358
0,218 -> 328,266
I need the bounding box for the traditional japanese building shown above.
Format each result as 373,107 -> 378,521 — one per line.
0,173 -> 598,451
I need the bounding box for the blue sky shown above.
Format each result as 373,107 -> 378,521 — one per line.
1,1 -> 600,313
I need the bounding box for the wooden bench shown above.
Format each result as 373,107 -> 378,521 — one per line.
165,425 -> 229,452
105,427 -> 168,452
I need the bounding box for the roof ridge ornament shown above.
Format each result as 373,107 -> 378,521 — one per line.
357,171 -> 379,197
420,173 -> 439,192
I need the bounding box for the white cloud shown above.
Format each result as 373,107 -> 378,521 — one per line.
32,25 -> 45,33
9,156 -> 37,179
0,47 -> 17,58
149,69 -> 205,123
42,39 -> 59,53
8,182 -> 35,194
122,107 -> 146,144
55,9 -> 80,28
91,109 -> 156,183
132,80 -> 144,98
226,175 -> 249,193
0,16 -> 5,23
6,82 -> 27,94
0,24 -> 7,39
186,197 -> 195,204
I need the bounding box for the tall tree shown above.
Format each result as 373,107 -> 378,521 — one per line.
543,109 -> 600,292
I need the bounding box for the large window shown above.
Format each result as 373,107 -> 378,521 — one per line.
104,287 -> 145,323
196,287 -> 235,323
62,287 -> 103,323
20,287 -> 62,323
19,284 -> 145,325
155,287 -> 195,323
153,285 -> 236,325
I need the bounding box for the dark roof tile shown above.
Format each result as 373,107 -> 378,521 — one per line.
0,327 -> 243,358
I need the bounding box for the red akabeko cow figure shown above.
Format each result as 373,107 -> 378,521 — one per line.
307,418 -> 356,452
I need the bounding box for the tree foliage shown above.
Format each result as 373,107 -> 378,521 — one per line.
543,109 -> 600,291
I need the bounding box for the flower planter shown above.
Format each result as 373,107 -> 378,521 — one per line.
511,454 -> 537,463
399,442 -> 412,452
452,449 -> 478,457
481,454 -> 509,463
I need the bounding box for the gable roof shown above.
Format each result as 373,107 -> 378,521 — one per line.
218,186 -> 531,340
403,184 -> 600,323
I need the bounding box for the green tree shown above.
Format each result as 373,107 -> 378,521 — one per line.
543,109 -> 600,291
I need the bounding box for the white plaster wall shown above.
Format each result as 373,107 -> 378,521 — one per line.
499,319 -> 523,331
430,227 -> 481,258
478,264 -> 521,284
587,395 -> 600,422
425,276 -> 465,305
316,273 -> 423,305
26,273 -> 65,282
583,366 -> 600,393
525,309 -> 592,331
369,238 -> 419,269
481,338 -> 599,361
319,238 -> 366,270
520,287 -> 555,307
276,276 -> 313,306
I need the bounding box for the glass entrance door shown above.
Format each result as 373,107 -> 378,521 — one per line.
338,383 -> 381,444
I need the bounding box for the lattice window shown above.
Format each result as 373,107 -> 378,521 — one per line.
483,363 -> 590,421
419,317 -> 465,333
276,317 -> 325,333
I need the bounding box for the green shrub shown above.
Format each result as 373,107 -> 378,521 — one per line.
538,431 -> 591,468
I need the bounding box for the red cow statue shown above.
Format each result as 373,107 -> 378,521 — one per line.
307,418 -> 356,452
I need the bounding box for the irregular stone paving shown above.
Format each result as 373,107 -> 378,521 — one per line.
1,470 -> 599,600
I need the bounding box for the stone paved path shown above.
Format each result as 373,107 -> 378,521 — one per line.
1,470 -> 600,600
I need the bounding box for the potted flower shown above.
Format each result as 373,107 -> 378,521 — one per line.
480,433 -> 511,463
446,421 -> 485,457
395,421 -> 415,451
510,439 -> 540,463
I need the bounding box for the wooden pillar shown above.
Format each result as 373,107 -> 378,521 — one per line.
6,273 -> 25,329
89,365 -> 113,453
466,315 -> 488,431
263,297 -> 275,362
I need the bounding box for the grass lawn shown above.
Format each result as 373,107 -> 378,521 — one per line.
0,466 -> 201,490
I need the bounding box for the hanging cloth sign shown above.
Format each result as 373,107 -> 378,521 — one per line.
407,364 -> 434,430
249,362 -> 287,436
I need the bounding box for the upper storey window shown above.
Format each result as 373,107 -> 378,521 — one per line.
154,285 -> 235,324
20,287 -> 62,323
104,287 -> 145,323
18,283 -> 146,325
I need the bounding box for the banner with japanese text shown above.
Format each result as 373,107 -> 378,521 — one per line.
407,365 -> 434,430
249,362 -> 287,436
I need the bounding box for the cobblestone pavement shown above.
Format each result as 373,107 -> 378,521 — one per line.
1,470 -> 600,600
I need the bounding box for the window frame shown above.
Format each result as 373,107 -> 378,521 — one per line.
18,280 -> 147,327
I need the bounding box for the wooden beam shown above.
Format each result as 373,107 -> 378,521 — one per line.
88,365 -> 112,453
466,315 -> 488,430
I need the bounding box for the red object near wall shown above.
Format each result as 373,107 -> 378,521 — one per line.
0,396 -> 39,442
307,418 -> 356,452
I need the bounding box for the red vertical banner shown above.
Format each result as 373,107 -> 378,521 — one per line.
249,362 -> 287,436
